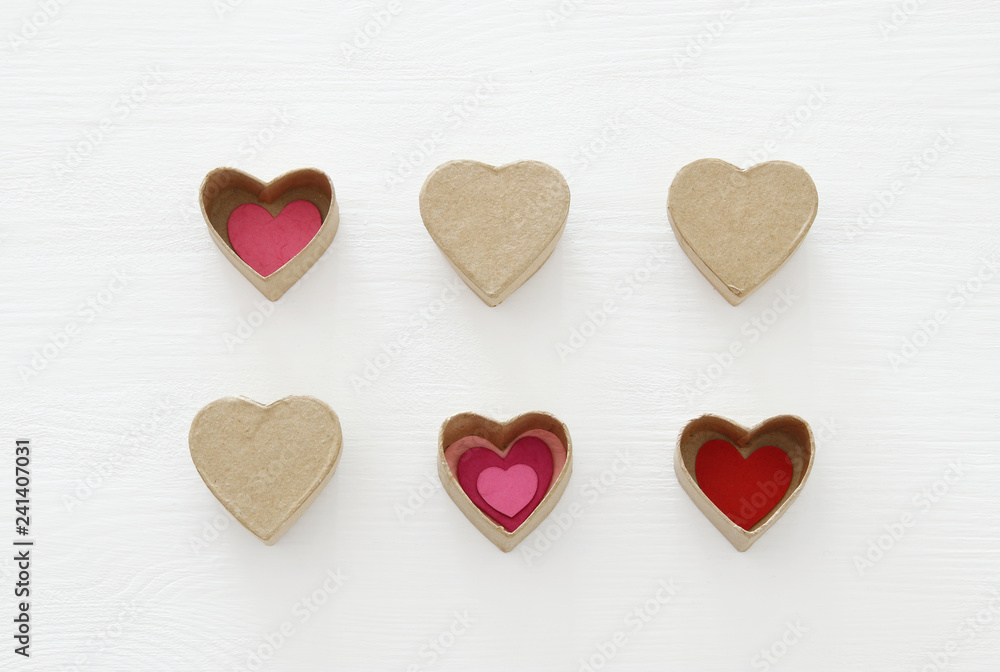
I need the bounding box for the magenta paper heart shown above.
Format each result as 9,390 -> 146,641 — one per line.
227,199 -> 322,277
451,433 -> 562,532
477,464 -> 539,517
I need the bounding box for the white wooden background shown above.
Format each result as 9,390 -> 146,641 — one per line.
2,1 -> 999,670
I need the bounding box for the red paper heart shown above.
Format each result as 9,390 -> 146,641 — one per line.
454,435 -> 556,532
695,439 -> 792,530
227,200 -> 322,277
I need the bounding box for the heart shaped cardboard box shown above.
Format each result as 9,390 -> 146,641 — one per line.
674,414 -> 814,551
438,411 -> 573,552
667,159 -> 817,305
189,396 -> 342,545
200,167 -> 339,301
419,160 -> 570,306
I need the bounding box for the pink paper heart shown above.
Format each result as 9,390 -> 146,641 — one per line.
476,464 -> 539,517
227,200 -> 322,277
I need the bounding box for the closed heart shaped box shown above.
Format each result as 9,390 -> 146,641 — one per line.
420,160 -> 570,306
189,395 -> 343,545
667,159 -> 817,305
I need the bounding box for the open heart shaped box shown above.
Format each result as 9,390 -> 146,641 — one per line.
674,414 -> 814,551
199,167 -> 339,301
438,411 -> 573,552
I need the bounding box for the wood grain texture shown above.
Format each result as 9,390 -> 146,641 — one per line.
1,1 -> 999,670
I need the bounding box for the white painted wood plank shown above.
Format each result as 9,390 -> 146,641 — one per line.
1,1 -> 998,669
